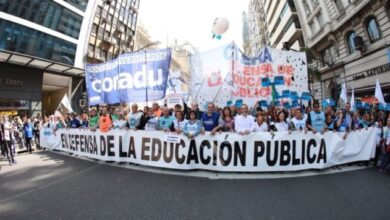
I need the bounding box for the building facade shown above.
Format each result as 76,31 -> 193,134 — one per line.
294,0 -> 390,102
246,0 -> 268,56
0,0 -> 140,116
86,0 -> 139,64
246,0 -> 304,56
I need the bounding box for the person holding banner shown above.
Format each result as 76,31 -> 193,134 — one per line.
335,110 -> 350,140
234,104 -> 256,135
113,113 -> 127,129
201,103 -> 220,132
158,107 -> 175,132
152,102 -> 162,118
173,110 -> 186,134
187,102 -> 203,120
325,113 -> 336,131
89,108 -> 99,131
137,107 -> 151,130
99,106 -> 113,133
144,108 -> 159,131
253,112 -> 268,132
211,107 -> 235,135
291,109 -> 307,132
80,113 -> 89,128
273,111 -> 291,132
351,112 -> 363,131
183,110 -> 202,139
127,104 -> 143,130
306,102 -> 326,134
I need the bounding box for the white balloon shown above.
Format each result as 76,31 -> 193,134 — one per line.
212,17 -> 229,35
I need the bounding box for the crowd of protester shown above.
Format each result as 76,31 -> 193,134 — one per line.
2,100 -> 390,173
0,115 -> 42,165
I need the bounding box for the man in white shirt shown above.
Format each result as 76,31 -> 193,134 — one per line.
127,103 -> 143,129
235,104 -> 256,135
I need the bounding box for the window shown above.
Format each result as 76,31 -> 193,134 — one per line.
334,0 -> 344,12
366,17 -> 381,42
0,19 -> 76,64
0,0 -> 82,39
302,0 -> 311,15
346,31 -> 356,54
309,21 -> 316,35
317,11 -> 324,26
311,0 -> 319,9
320,46 -> 338,67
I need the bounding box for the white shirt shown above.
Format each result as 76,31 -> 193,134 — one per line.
275,121 -> 289,131
145,117 -> 159,131
173,119 -> 187,131
234,114 -> 256,133
291,117 -> 307,130
113,120 -> 127,129
3,121 -> 12,141
254,122 -> 268,132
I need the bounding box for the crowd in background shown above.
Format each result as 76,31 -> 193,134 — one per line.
0,115 -> 41,165
2,100 -> 390,173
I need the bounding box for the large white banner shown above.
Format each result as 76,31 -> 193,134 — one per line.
190,43 -> 308,109
40,128 -> 376,172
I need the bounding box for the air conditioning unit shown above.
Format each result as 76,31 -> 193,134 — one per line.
353,36 -> 364,51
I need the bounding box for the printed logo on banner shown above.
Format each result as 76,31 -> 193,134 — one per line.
86,49 -> 171,105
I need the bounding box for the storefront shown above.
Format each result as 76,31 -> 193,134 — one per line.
0,63 -> 43,117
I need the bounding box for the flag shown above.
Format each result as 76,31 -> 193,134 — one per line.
340,82 -> 347,102
271,83 -> 279,105
375,79 -> 385,104
350,87 -> 356,112
58,94 -> 73,113
387,47 -> 390,63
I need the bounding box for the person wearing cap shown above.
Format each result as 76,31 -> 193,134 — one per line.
127,103 -> 143,129
89,108 -> 99,131
306,101 -> 326,134
99,106 -> 112,132
235,104 -> 256,135
201,102 -> 220,132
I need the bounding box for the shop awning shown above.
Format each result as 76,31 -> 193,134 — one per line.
0,49 -> 84,77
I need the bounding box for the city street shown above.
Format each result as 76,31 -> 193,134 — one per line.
1,151 -> 390,220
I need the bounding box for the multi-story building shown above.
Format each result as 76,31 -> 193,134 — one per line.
86,0 -> 139,64
246,0 -> 268,56
242,11 -> 251,55
294,0 -> 390,102
0,0 -> 140,116
247,0 -> 304,56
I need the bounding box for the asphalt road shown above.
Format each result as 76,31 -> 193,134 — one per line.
1,151 -> 390,220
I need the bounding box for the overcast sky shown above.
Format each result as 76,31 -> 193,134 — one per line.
139,0 -> 250,52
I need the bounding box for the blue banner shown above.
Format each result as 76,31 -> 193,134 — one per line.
86,48 -> 171,105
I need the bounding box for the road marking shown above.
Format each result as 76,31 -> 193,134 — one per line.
0,163 -> 101,204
